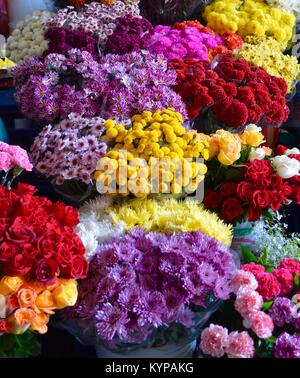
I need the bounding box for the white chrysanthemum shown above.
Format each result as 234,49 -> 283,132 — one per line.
266,0 -> 300,14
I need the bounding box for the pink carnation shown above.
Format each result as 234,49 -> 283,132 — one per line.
231,270 -> 258,294
241,263 -> 265,278
0,142 -> 33,172
225,331 -> 255,358
279,258 -> 300,277
256,273 -> 281,300
234,287 -> 263,318
272,268 -> 294,296
199,324 -> 229,358
248,311 -> 274,339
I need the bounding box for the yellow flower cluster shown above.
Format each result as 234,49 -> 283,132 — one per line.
209,126 -> 265,165
108,197 -> 233,246
203,0 -> 296,46
95,109 -> 210,197
236,36 -> 300,92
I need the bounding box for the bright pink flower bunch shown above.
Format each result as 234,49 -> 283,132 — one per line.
0,142 -> 33,173
147,25 -> 224,61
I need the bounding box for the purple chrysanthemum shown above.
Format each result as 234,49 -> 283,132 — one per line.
274,332 -> 300,358
96,303 -> 129,341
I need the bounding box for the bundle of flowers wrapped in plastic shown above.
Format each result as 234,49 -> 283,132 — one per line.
76,196 -> 233,258
47,1 -> 140,50
13,49 -> 186,125
94,108 -> 208,198
0,142 -> 88,357
62,226 -> 237,356
236,36 -> 300,93
198,256 -> 300,358
203,126 -> 300,223
6,10 -> 53,64
169,54 -> 290,129
203,0 -> 296,48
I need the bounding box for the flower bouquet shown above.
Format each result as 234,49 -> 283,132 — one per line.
197,251 -> 300,358
203,127 -> 300,223
62,226 -> 237,357
0,141 -> 88,357
169,54 -> 290,132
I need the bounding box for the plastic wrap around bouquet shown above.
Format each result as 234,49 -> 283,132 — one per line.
139,0 -> 212,25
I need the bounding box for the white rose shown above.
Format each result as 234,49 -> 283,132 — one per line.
284,148 -> 300,156
244,124 -> 262,133
249,148 -> 266,162
272,155 -> 300,179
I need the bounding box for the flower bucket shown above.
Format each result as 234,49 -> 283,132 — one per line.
260,126 -> 279,149
232,221 -> 260,253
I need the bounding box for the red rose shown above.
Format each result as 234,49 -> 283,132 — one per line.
245,160 -> 273,181
220,197 -> 244,222
236,181 -> 254,202
254,177 -> 271,190
269,190 -> 286,211
35,258 -> 58,284
0,242 -> 19,262
269,174 -> 284,190
275,145 -> 288,156
37,236 -> 56,259
256,273 -> 281,300
248,206 -> 262,222
0,218 -> 9,242
291,186 -> 300,204
0,320 -> 12,334
219,182 -> 237,197
63,255 -> 88,279
251,190 -> 271,210
272,268 -> 294,296
70,234 -> 86,256
22,243 -> 39,259
203,190 -> 223,209
282,183 -> 293,197
57,245 -> 73,268
241,263 -> 265,278
50,202 -> 79,227
6,217 -> 35,244
5,253 -> 33,276
278,258 -> 300,276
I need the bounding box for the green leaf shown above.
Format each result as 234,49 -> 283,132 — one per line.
262,301 -> 273,311
260,247 -> 268,266
0,334 -> 15,352
294,273 -> 299,287
240,245 -> 257,263
265,336 -> 277,344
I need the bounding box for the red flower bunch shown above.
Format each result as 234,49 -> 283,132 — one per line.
0,183 -> 88,284
242,258 -> 299,300
204,159 -> 294,222
169,55 -> 289,128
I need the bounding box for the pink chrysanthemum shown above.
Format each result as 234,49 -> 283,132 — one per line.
248,311 -> 274,339
231,270 -> 258,294
234,287 -> 263,319
200,324 -> 229,358
225,331 -> 255,358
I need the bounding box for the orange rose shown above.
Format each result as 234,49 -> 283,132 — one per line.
29,312 -> 49,334
26,279 -> 59,294
0,276 -> 24,296
17,286 -> 37,308
14,308 -> 36,327
35,290 -> 57,315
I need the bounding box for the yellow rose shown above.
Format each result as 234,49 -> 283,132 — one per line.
52,279 -> 78,310
210,130 -> 241,165
0,276 -> 24,296
240,124 -> 265,147
30,312 -> 50,334
35,290 -> 57,315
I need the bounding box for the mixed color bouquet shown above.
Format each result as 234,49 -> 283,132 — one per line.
169,54 -> 289,128
204,131 -> 300,222
63,227 -> 237,349
13,49 -> 186,124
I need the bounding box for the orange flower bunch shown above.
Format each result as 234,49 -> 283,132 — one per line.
0,276 -> 78,335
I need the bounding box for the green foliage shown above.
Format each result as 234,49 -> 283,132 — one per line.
256,338 -> 275,358
240,245 -> 257,263
262,301 -> 273,311
0,332 -> 41,358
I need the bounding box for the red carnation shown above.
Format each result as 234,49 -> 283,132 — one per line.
278,258 -> 300,277
222,100 -> 248,128
241,263 -> 265,278
203,190 -> 223,209
220,197 -> 244,222
272,268 -> 294,296
256,272 -> 281,300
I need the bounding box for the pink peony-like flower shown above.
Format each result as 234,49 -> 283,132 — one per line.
231,270 -> 258,294
248,311 -> 274,339
234,287 -> 263,319
279,258 -> 300,277
272,268 -> 294,296
241,263 -> 265,278
225,331 -> 255,358
199,324 -> 229,358
256,273 -> 281,300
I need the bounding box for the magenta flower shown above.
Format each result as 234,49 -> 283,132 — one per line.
0,142 -> 33,173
